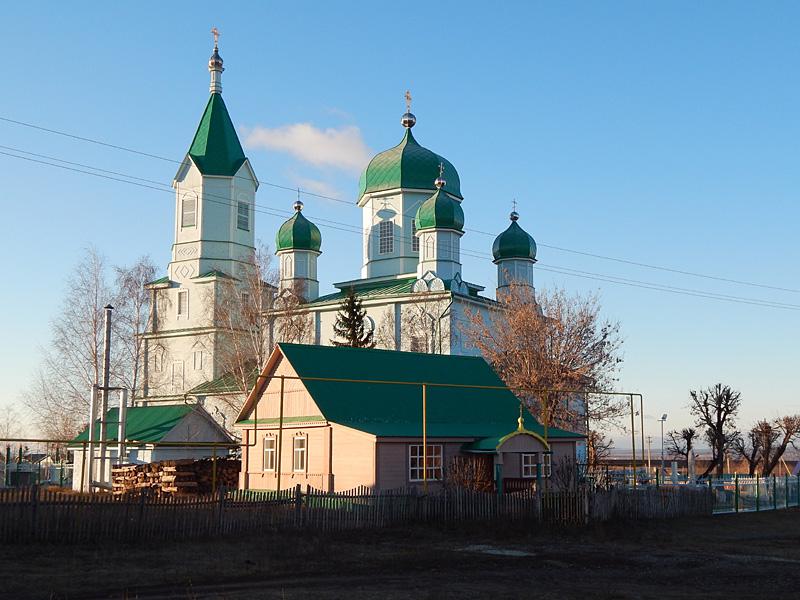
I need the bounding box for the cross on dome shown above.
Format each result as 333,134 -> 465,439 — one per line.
211,27 -> 220,49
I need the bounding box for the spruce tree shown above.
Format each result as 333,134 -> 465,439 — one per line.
330,288 -> 375,348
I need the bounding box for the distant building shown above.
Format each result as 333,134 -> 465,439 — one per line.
235,343 -> 582,492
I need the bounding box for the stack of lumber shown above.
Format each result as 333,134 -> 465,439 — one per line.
110,458 -> 240,496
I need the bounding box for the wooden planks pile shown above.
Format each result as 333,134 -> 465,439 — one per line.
111,458 -> 240,496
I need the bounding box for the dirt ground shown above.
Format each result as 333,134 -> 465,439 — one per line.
1,509 -> 798,599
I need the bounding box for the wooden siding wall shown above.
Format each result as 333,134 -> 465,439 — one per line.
331,425 -> 376,490
376,441 -> 466,490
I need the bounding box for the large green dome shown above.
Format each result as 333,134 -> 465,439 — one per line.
358,127 -> 462,199
492,213 -> 537,262
276,202 -> 322,253
415,188 -> 464,232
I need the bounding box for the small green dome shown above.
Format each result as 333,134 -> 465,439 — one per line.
276,202 -> 322,253
415,188 -> 465,232
492,213 -> 536,262
358,127 -> 462,199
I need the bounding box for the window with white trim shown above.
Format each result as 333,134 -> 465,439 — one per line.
177,290 -> 189,317
379,220 -> 393,254
292,436 -> 306,472
522,453 -> 538,478
409,444 -> 443,482
263,436 -> 276,471
181,193 -> 197,228
543,452 -> 552,478
237,201 -> 250,231
192,349 -> 203,370
411,219 -> 419,252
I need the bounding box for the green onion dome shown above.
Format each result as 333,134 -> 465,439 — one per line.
358,116 -> 462,199
415,175 -> 465,232
275,201 -> 322,253
492,212 -> 537,262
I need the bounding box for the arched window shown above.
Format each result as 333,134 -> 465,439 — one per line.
181,192 -> 197,228
411,219 -> 419,252
379,221 -> 394,254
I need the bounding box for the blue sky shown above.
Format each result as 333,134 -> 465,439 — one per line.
1,2 -> 798,443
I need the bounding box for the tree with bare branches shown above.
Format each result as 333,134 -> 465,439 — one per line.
210,244 -> 277,413
734,416 -> 800,476
587,430 -> 613,468
689,384 -> 742,477
463,283 -> 624,433
273,280 -> 314,345
666,428 -> 698,461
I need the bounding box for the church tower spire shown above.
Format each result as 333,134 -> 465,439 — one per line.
209,27 -> 224,94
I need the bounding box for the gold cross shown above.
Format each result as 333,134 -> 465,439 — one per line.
512,199 -> 518,212
211,27 -> 220,48
405,90 -> 412,112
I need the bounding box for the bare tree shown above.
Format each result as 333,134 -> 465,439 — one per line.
374,307 -> 397,350
689,384 -> 742,477
587,430 -> 613,468
0,404 -> 22,439
762,416 -> 800,476
732,423 -> 767,476
273,280 -> 314,345
464,283 -> 624,433
211,244 -> 278,412
666,428 -> 698,461
736,416 -> 800,476
113,256 -> 156,398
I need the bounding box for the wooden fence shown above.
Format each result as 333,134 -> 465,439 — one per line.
0,484 -> 713,543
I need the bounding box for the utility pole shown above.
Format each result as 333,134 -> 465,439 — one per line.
98,304 -> 113,486
646,435 -> 653,474
659,414 -> 668,481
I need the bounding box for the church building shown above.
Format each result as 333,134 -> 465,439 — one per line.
139,35 -> 539,427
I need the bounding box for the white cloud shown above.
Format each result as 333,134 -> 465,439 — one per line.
242,123 -> 372,175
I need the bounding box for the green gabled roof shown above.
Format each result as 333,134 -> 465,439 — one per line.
188,366 -> 260,396
145,276 -> 171,287
188,93 -> 247,177
307,277 -> 417,306
415,188 -> 465,232
276,210 -> 322,252
192,269 -> 234,280
358,129 -> 462,199
253,343 -> 582,440
71,405 -> 194,444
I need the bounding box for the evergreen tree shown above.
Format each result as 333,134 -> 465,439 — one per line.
331,288 -> 375,348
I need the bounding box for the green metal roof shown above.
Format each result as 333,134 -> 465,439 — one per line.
275,210 -> 322,252
188,93 -> 247,177
308,277 -> 417,306
71,405 -> 194,444
415,189 -> 465,232
247,343 -> 582,440
144,276 -> 170,287
358,129 -> 462,199
188,366 -> 259,396
492,219 -> 537,262
192,269 -> 234,280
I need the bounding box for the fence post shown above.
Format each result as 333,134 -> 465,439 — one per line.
30,484 -> 39,538
294,483 -> 303,526
655,468 -> 659,489
773,476 -> 777,511
217,485 -> 225,534
755,476 -> 760,512
734,474 -> 739,513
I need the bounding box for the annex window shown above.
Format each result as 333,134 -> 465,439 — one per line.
177,290 -> 189,317
411,219 -> 419,252
263,437 -> 276,472
192,349 -> 203,371
241,291 -> 251,307
237,201 -> 250,231
409,444 -> 443,482
293,436 -> 306,472
378,220 -> 393,254
522,453 -> 537,478
181,193 -> 197,228
543,452 -> 552,478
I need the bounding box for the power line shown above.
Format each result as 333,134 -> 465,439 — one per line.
1,145 -> 799,312
2,113 -> 796,294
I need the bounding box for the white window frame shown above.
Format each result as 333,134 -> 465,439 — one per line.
408,444 -> 443,482
237,201 -> 250,231
177,290 -> 189,318
522,453 -> 538,478
543,451 -> 553,478
378,220 -> 393,254
411,219 -> 419,252
181,193 -> 197,228
263,436 -> 276,472
292,436 -> 307,472
192,349 -> 203,371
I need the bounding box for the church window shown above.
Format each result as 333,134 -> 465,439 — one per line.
193,350 -> 203,370
237,201 -> 250,231
263,437 -> 276,471
424,235 -> 434,259
522,453 -> 538,478
379,220 -> 393,254
171,361 -> 184,390
293,436 -> 307,472
412,219 -> 419,252
152,347 -> 165,372
241,291 -> 250,307
177,290 -> 189,317
181,193 -> 197,228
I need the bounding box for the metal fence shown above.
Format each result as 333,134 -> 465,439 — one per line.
708,474 -> 800,514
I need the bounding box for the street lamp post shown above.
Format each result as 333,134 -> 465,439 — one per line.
659,414 -> 668,482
